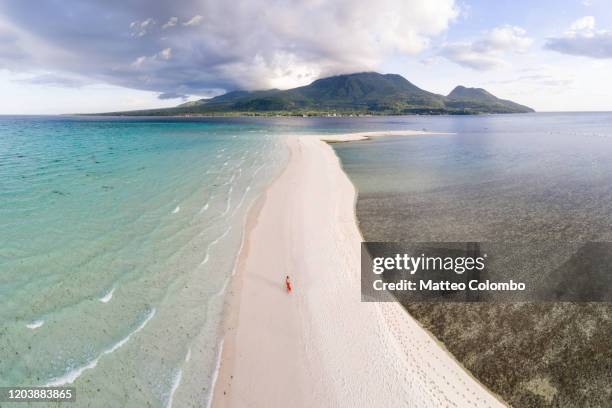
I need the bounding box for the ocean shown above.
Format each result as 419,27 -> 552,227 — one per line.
331,112 -> 612,242
0,116 -> 288,406
2,112 -> 612,407
330,112 -> 612,407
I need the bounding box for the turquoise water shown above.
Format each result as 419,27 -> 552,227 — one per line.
0,116 -> 287,406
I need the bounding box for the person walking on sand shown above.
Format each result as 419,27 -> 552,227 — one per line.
285,276 -> 292,293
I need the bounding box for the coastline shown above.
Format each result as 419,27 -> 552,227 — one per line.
212,132 -> 505,407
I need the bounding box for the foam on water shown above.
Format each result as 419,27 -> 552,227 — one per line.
213,277 -> 231,298
213,186 -> 254,300
221,186 -> 233,216
45,356 -> 99,388
200,253 -> 210,266
166,369 -> 182,408
99,287 -> 115,303
233,185 -> 251,212
106,308 -> 156,353
200,226 -> 232,266
205,339 -> 224,408
26,320 -> 45,330
200,201 -> 210,213
45,308 -> 156,386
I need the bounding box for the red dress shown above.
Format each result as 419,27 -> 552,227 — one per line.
286,279 -> 292,292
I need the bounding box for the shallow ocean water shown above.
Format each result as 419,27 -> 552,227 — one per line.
0,116 -> 289,406
330,112 -> 612,407
331,112 -> 612,242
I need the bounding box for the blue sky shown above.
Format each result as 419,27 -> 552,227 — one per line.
0,0 -> 611,113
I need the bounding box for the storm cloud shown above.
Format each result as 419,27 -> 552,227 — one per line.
0,0 -> 458,96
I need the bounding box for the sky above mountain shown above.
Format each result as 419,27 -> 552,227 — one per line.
0,0 -> 611,113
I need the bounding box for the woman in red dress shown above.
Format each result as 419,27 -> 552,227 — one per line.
285,276 -> 292,293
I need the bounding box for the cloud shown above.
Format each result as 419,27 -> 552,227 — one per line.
545,16 -> 612,58
183,15 -> 203,27
439,43 -> 506,70
487,74 -> 573,88
158,47 -> 172,60
131,48 -> 173,67
439,25 -> 533,70
0,0 -> 458,95
13,73 -> 88,87
420,56 -> 439,65
158,92 -> 188,100
162,17 -> 178,30
130,18 -> 156,37
0,20 -> 28,63
131,56 -> 147,67
476,26 -> 533,52
570,16 -> 595,31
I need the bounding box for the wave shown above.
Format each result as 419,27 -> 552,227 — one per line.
199,201 -> 210,214
252,162 -> 266,177
213,277 -> 231,298
233,185 -> 251,213
45,308 -> 156,387
221,186 -> 233,216
165,346 -> 193,408
200,227 -> 232,265
200,252 -> 210,266
166,369 -> 183,408
45,356 -> 99,387
172,206 -> 180,214
106,308 -> 155,354
99,287 -> 115,303
26,319 -> 45,330
205,339 -> 224,408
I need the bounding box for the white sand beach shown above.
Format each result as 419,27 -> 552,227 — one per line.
212,132 -> 506,408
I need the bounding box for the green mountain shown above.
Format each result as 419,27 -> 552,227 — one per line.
101,72 -> 534,116
445,86 -> 533,114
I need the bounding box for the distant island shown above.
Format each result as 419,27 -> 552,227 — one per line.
98,72 -> 534,116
